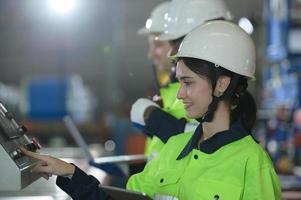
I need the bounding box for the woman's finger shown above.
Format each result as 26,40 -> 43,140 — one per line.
20,147 -> 46,161
40,160 -> 48,166
21,148 -> 53,166
31,164 -> 53,174
40,173 -> 50,180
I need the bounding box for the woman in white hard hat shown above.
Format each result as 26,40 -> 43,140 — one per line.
131,0 -> 233,160
23,21 -> 281,200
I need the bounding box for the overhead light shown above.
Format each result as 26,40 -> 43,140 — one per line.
238,17 -> 254,35
49,0 -> 77,15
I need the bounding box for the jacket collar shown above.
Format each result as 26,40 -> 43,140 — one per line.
177,121 -> 249,160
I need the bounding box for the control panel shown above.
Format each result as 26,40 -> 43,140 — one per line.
0,102 -> 41,191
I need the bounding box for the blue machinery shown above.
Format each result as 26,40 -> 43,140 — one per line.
264,0 -> 301,173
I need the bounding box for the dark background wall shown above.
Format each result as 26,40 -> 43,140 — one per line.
0,0 -> 263,111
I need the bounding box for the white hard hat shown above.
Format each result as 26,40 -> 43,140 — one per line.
158,0 -> 233,41
137,2 -> 170,35
174,21 -> 256,79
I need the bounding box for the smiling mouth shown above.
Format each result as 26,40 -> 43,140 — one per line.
184,104 -> 192,110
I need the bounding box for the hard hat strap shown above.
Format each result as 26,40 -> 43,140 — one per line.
198,71 -> 241,123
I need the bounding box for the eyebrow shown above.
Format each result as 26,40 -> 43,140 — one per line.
177,76 -> 194,81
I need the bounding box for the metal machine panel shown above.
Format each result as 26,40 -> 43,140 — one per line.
0,102 -> 40,191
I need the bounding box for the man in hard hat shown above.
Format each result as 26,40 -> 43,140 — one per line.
137,2 -> 172,88
132,1 -> 195,160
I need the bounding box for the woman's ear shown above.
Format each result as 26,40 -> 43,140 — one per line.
214,76 -> 231,97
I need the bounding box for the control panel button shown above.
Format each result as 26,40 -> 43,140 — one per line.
24,138 -> 41,152
10,149 -> 22,160
5,111 -> 14,120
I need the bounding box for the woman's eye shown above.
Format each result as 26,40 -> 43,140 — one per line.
184,81 -> 192,86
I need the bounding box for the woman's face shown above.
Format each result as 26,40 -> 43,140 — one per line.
176,60 -> 213,119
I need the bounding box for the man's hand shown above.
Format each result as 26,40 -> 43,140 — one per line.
130,98 -> 160,126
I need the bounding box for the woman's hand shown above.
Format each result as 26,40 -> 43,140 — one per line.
21,147 -> 75,180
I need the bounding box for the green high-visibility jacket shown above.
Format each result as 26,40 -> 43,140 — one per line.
145,82 -> 190,157
144,136 -> 164,157
129,131 -> 282,200
160,82 -> 187,119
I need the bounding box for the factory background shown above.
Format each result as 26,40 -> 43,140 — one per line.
0,0 -> 301,199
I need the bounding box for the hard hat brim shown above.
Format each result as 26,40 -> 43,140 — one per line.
137,27 -> 164,36
157,32 -> 185,41
137,27 -> 149,35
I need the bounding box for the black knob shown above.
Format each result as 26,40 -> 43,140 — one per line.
21,125 -> 27,133
25,142 -> 37,152
17,126 -> 27,135
5,111 -> 14,120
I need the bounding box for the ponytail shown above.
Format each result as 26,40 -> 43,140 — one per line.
230,90 -> 257,133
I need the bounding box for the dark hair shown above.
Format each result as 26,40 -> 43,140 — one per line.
181,57 -> 257,132
168,36 -> 185,51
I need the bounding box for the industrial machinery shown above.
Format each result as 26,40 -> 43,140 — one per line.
0,102 -> 41,191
